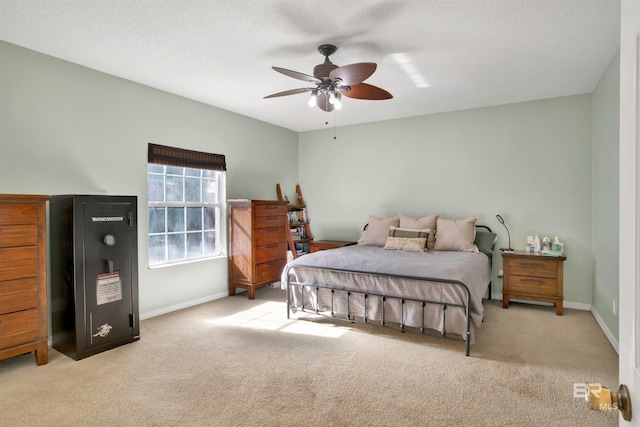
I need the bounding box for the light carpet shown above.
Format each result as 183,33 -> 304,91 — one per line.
0,286 -> 619,426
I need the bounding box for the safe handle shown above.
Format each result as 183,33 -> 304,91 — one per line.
106,259 -> 114,274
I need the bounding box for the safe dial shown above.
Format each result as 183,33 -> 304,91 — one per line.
103,234 -> 116,246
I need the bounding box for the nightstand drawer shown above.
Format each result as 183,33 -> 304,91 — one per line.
508,259 -> 557,279
509,276 -> 557,296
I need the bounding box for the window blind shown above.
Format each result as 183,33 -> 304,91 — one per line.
148,143 -> 226,171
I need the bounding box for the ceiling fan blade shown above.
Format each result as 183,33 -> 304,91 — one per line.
264,88 -> 314,99
272,67 -> 322,84
342,83 -> 393,100
329,62 -> 377,85
316,93 -> 335,112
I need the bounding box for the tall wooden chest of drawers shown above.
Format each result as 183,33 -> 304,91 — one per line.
0,194 -> 49,365
228,200 -> 288,299
502,250 -> 567,315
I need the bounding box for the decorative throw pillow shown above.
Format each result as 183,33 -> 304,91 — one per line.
474,231 -> 497,257
434,216 -> 480,252
399,214 -> 438,250
357,215 -> 400,246
383,227 -> 430,252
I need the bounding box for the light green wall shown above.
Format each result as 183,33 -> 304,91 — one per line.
299,95 -> 594,305
0,40 -> 619,328
0,41 -> 299,316
592,51 -> 620,340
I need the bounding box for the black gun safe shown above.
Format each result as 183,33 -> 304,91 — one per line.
50,195 -> 139,360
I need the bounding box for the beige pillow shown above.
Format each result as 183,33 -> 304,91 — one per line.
384,237 -> 427,252
399,214 -> 438,250
357,215 -> 400,246
434,216 -> 479,252
384,227 -> 430,252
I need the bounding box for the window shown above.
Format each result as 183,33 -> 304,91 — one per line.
147,144 -> 226,266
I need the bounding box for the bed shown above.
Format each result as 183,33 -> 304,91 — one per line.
281,215 -> 495,356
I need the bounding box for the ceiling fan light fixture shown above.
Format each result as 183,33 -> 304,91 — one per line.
265,44 -> 393,113
308,90 -> 317,107
334,96 -> 342,110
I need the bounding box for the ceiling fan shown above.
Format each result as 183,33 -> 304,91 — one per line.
264,44 -> 393,112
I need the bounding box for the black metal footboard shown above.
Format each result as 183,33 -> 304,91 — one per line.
284,264 -> 474,356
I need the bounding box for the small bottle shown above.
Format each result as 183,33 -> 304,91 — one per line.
533,235 -> 541,252
543,234 -> 551,251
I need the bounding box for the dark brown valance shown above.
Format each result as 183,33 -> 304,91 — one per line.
148,143 -> 226,171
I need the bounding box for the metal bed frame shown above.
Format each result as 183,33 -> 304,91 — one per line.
285,265 -> 475,355
283,225 -> 494,357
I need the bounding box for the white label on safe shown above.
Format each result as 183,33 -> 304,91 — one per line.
96,272 -> 122,305
93,323 -> 112,338
91,216 -> 124,222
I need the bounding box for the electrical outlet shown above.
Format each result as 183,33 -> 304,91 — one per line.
613,300 -> 616,316
498,269 -> 503,278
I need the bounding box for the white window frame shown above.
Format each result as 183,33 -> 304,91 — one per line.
147,164 -> 226,267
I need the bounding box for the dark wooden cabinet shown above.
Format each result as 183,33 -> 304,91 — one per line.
0,194 -> 49,366
502,250 -> 566,315
228,200 -> 288,299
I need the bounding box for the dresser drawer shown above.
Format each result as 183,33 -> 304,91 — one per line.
0,278 -> 39,315
508,275 -> 558,297
254,226 -> 286,246
254,204 -> 286,218
255,213 -> 286,228
255,260 -> 287,283
0,203 -> 37,226
0,225 -> 38,248
0,308 -> 39,348
255,242 -> 287,264
508,259 -> 557,279
0,246 -> 37,281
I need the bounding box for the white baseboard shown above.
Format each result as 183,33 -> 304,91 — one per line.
490,293 -> 590,311
590,306 -> 619,354
140,291 -> 230,320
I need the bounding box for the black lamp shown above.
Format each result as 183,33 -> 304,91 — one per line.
496,214 -> 513,251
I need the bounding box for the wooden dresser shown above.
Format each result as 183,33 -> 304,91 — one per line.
502,250 -> 567,315
228,200 -> 288,299
0,194 -> 49,365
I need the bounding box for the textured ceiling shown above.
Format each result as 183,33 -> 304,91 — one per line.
0,0 -> 621,132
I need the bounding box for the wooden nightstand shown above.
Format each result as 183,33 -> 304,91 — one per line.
501,250 -> 567,315
310,240 -> 357,253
